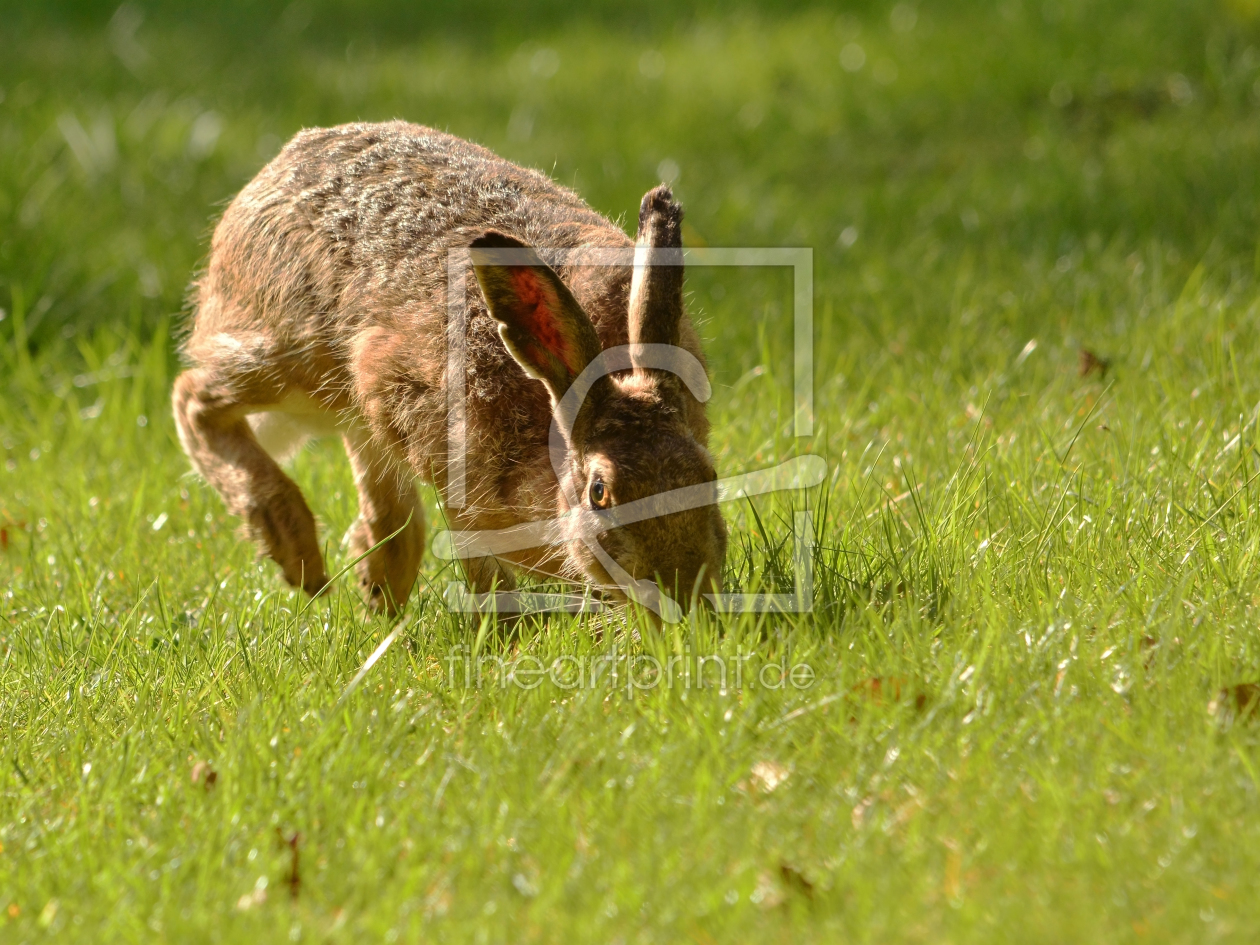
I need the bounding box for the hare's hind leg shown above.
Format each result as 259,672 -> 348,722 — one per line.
342,429 -> 424,615
172,365 -> 328,596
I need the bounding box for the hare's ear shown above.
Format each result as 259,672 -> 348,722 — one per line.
628,185 -> 684,358
470,231 -> 603,403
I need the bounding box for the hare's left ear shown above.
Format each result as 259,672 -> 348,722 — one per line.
470,231 -> 603,404
628,185 -> 684,360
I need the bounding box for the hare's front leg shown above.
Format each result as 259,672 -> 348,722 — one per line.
444,508 -> 518,595
172,367 -> 328,595
342,429 -> 424,615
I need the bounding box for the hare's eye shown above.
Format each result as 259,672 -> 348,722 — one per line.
589,479 -> 610,509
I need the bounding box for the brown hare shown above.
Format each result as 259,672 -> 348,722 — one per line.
173,121 -> 726,618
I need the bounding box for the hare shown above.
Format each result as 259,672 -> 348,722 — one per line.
173,121 -> 726,618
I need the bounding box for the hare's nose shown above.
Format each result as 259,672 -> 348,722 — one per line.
657,563 -> 719,613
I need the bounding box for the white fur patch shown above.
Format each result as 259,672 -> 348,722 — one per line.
627,241 -> 651,319
247,393 -> 339,464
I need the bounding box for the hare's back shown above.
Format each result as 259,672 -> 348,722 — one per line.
200,122 -> 623,341
262,121 -> 615,273
190,122 -> 633,457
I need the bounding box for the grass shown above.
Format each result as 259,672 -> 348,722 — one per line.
6,0 -> 1260,940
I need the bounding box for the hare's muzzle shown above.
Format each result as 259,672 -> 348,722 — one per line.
656,562 -> 722,614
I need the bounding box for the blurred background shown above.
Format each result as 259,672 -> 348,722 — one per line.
5,0 -> 1259,344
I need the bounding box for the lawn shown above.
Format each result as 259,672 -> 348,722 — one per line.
5,0 -> 1260,940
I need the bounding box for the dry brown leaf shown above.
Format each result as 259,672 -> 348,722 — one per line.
276,829 -> 301,901
190,761 -> 217,791
1079,348 -> 1111,378
849,677 -> 928,715
749,760 -> 790,794
779,863 -> 814,899
1209,683 -> 1260,721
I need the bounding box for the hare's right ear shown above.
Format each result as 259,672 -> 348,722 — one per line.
628,185 -> 684,356
470,232 -> 603,403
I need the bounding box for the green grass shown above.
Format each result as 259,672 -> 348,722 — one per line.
6,0 -> 1260,940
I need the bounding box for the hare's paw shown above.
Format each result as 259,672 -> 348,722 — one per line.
243,499 -> 328,597
345,514 -> 423,615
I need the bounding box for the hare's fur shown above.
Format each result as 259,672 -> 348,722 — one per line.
173,121 -> 724,614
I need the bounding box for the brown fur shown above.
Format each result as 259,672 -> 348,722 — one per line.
173,121 -> 725,615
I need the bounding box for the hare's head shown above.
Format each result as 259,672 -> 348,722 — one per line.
471,186 -> 727,616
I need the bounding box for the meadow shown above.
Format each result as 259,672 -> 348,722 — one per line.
5,0 -> 1260,940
